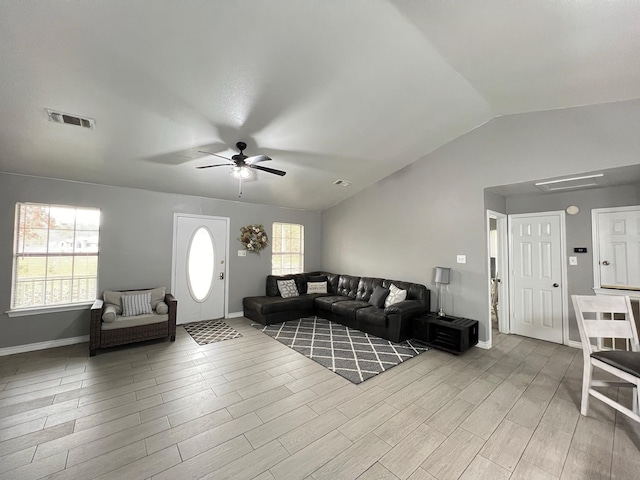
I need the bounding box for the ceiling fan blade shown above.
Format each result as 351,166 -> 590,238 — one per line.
245,154 -> 271,164
198,150 -> 232,161
250,164 -> 287,176
196,163 -> 230,169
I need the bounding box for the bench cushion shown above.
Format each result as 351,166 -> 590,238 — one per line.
101,313 -> 169,330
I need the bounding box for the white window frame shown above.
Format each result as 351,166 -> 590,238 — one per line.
9,202 -> 100,316
271,222 -> 304,275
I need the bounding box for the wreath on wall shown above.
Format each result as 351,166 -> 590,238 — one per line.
238,224 -> 269,253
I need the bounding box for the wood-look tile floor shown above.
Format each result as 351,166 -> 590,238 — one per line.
1,318 -> 639,480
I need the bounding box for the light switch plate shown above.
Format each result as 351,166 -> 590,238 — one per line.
238,250 -> 247,257
569,256 -> 577,265
457,255 -> 466,264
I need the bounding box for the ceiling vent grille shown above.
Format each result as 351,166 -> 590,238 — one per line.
535,174 -> 603,192
46,109 -> 95,129
333,179 -> 352,187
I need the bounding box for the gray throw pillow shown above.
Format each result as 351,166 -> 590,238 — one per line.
102,304 -> 118,323
368,286 -> 390,308
155,301 -> 169,314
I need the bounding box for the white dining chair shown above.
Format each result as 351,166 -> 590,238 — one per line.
571,294 -> 640,423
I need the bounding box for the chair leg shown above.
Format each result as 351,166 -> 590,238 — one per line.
90,349 -> 96,357
581,362 -> 593,416
170,335 -> 176,342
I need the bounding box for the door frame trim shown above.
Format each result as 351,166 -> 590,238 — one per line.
171,213 -> 230,321
486,210 -> 509,341
508,210 -> 569,345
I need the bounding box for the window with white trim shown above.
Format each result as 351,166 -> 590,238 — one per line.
271,222 -> 304,275
11,203 -> 100,310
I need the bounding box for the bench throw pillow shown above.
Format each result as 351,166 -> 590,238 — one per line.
277,279 -> 299,298
122,292 -> 153,317
384,283 -> 407,308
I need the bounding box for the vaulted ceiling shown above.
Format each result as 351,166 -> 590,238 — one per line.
1,1 -> 639,211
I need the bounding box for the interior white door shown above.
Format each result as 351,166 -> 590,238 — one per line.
596,209 -> 640,289
510,213 -> 564,343
173,215 -> 227,324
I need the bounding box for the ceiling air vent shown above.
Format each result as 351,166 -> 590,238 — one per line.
333,179 -> 352,187
535,174 -> 603,192
46,109 -> 95,129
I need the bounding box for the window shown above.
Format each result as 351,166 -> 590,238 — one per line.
272,222 -> 304,275
11,203 -> 100,310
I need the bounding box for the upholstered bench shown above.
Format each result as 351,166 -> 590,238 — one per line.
90,286 -> 177,356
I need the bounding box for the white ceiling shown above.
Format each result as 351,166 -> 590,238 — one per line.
1,1 -> 639,211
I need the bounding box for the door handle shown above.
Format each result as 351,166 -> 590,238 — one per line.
219,272 -> 224,280
602,260 -> 610,266
553,283 -> 559,287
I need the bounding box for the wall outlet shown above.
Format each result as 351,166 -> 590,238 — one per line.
457,255 -> 466,264
569,256 -> 578,265
238,250 -> 247,257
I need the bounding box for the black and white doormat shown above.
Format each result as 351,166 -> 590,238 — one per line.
183,319 -> 242,345
253,316 -> 427,384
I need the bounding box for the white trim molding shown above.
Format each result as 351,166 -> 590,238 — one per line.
7,302 -> 93,318
0,335 -> 89,357
226,311 -> 245,319
476,339 -> 491,350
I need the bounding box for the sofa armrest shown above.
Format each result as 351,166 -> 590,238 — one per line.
384,300 -> 428,343
384,299 -> 426,317
90,299 -> 104,355
165,293 -> 177,339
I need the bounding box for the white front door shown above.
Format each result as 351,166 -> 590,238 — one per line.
172,214 -> 228,324
510,212 -> 565,343
595,208 -> 640,289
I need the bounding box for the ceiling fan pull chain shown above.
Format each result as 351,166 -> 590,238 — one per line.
238,178 -> 243,198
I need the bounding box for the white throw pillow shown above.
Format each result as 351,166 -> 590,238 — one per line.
155,301 -> 169,314
384,283 -> 407,307
306,281 -> 328,294
277,279 -> 299,298
122,292 -> 153,316
102,304 -> 118,323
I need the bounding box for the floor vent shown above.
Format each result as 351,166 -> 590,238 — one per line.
333,179 -> 352,187
46,109 -> 95,129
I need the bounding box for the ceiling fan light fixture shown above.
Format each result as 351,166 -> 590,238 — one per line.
230,166 -> 252,179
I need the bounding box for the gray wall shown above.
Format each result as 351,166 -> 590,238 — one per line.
322,99 -> 640,344
0,173 -> 321,349
505,184 -> 640,342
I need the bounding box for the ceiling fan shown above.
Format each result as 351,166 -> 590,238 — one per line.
197,142 -> 287,178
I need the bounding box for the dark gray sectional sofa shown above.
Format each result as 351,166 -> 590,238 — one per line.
243,271 -> 430,343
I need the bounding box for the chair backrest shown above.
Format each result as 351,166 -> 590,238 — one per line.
572,294 -> 640,354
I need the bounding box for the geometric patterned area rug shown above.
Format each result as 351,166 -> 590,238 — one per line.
253,316 -> 428,384
182,319 -> 242,346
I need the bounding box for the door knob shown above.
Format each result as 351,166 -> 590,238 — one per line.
602,260 -> 610,266
553,283 -> 559,287
219,272 -> 224,280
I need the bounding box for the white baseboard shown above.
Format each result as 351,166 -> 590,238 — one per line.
226,311 -> 245,319
0,335 -> 89,357
476,339 -> 491,350
566,340 -> 582,349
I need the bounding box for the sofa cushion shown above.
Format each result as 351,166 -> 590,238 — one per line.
277,279 -> 299,298
356,277 -> 384,302
385,284 -> 407,307
103,290 -> 124,314
368,286 -> 390,308
332,300 -> 370,321
102,304 -> 118,323
122,292 -> 153,317
357,306 -> 388,328
336,275 -> 360,298
101,313 -> 168,330
315,295 -> 350,312
244,295 -> 315,315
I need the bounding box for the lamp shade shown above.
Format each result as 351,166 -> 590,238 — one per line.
435,266 -> 451,285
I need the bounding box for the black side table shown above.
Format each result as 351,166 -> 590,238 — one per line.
413,312 -> 479,355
